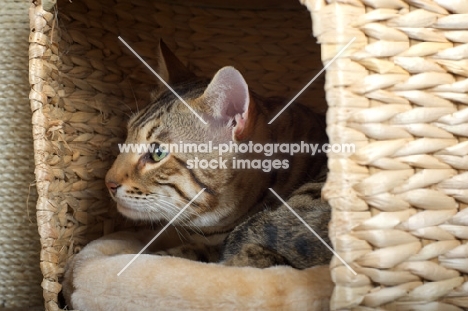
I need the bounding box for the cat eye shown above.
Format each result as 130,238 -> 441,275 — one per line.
150,144 -> 169,162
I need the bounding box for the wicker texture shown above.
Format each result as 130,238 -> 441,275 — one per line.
29,0 -> 324,309
301,0 -> 468,309
30,0 -> 468,309
0,0 -> 42,308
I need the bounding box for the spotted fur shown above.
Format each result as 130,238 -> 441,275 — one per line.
221,179 -> 332,268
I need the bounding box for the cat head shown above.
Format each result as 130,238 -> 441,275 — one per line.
105,41 -> 263,225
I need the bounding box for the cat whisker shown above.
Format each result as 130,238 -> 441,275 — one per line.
158,200 -> 203,228
153,198 -> 206,235
141,198 -> 198,242
148,192 -> 203,209
150,192 -> 204,207
153,197 -> 201,218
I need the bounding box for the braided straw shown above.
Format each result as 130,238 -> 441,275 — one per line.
29,0 -> 324,309
31,0 -> 468,309
0,0 -> 43,308
300,0 -> 468,309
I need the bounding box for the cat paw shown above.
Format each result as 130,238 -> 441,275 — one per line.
152,250 -> 169,256
222,243 -> 289,268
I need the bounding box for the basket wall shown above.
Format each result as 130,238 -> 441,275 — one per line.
29,0 -> 325,310
30,0 -> 468,310
303,0 -> 468,310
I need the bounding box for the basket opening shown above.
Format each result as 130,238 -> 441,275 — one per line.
43,0 -> 326,308
53,0 -> 325,241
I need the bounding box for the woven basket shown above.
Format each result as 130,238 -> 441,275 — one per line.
29,0 -> 468,310
311,0 -> 468,309
29,0 -> 324,310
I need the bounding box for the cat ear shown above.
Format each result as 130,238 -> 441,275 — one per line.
203,66 -> 253,141
156,40 -> 196,85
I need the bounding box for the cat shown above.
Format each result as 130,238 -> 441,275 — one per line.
105,41 -> 331,269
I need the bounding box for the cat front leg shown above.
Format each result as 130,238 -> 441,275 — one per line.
221,243 -> 290,268
153,243 -> 221,263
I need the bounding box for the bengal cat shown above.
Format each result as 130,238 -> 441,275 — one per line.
105,42 -> 331,269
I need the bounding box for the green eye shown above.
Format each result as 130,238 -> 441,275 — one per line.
151,144 -> 169,162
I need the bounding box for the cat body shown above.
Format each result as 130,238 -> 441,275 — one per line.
221,180 -> 331,269
105,42 -> 330,268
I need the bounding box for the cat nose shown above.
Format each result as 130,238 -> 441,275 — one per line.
106,181 -> 120,195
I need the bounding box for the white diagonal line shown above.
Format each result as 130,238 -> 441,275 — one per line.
268,37 -> 356,124
117,188 -> 206,276
268,188 -> 357,275
118,36 -> 208,125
